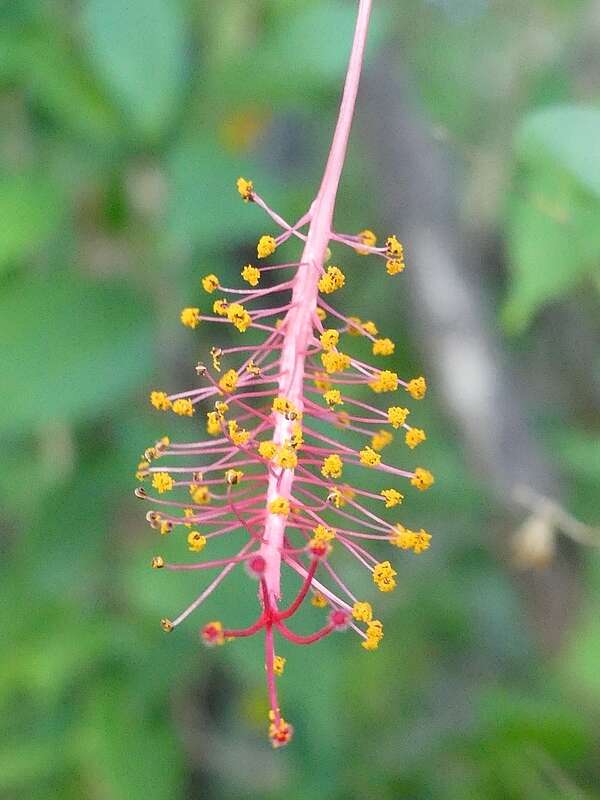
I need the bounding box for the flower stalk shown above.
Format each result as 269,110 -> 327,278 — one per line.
137,0 -> 435,748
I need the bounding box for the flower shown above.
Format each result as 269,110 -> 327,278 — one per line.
139,0 -> 434,749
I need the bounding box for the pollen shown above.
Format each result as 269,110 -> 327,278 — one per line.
268,716 -> 293,749
188,531 -> 207,552
318,265 -> 345,294
311,592 -> 328,608
189,484 -> 210,505
152,472 -> 174,493
372,337 -> 395,356
312,524 -> 336,542
406,376 -> 427,400
361,320 -> 378,336
316,307 -> 327,321
381,488 -> 403,508
160,618 -> 174,632
291,422 -> 304,449
210,347 -> 222,371
314,372 -> 332,391
201,274 -> 219,293
390,525 -> 431,554
371,429 -> 393,451
321,351 -> 351,374
387,406 -> 409,428
321,454 -> 343,479
151,555 -> 165,569
324,389 -> 343,407
227,302 -> 252,332
258,440 -> 277,459
225,469 -> 244,485
213,298 -> 228,315
257,235 -> 276,258
150,391 -> 172,411
206,411 -> 222,436
236,176 -> 254,201
411,467 -> 435,491
386,258 -> 405,275
359,446 -> 381,467
172,398 -> 194,416
320,328 -> 340,351
405,427 -> 426,449
219,369 -> 238,394
386,235 -> 404,258
369,370 -> 399,393
180,307 -> 201,329
275,445 -> 298,470
352,601 -> 373,623
241,264 -> 260,286
372,560 -> 397,592
273,655 -> 286,676
268,497 -> 290,515
355,228 -> 377,254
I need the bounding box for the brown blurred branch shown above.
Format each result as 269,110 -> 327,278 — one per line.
360,56 -> 582,653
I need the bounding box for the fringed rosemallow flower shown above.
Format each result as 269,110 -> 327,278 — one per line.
136,0 -> 434,749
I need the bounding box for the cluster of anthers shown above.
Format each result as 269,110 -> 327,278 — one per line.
135,0 -> 434,748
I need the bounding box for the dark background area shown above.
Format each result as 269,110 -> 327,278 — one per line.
1,1 -> 600,798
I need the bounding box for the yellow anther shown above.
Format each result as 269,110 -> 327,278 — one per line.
361,636 -> 380,651
390,524 -> 431,554
386,235 -> 403,257
257,235 -> 276,258
387,406 -> 409,429
246,359 -> 261,376
150,390 -> 172,411
321,454 -> 343,479
386,258 -> 405,275
371,429 -> 393,451
151,556 -> 165,569
336,410 -> 350,427
313,372 -> 331,391
180,307 -> 201,329
312,524 -> 336,542
311,592 -> 328,608
268,497 -> 290,515
369,370 -> 399,393
355,229 -> 377,254
321,351 -> 351,374
411,467 -> 434,491
258,440 -> 277,459
187,530 -> 207,552
381,489 -> 403,508
241,264 -> 260,286
372,337 -> 395,356
210,346 -> 222,372
189,484 -> 210,505
318,265 -> 345,294
372,560 -> 397,592
275,445 -> 298,470
159,520 -> 172,535
152,472 -> 174,493
161,618 -> 174,632
225,469 -> 244,485
213,298 -> 228,315
206,411 -> 222,436
172,398 -> 194,416
316,307 -> 327,321
183,508 -> 195,527
405,427 -> 426,449
346,317 -> 363,336
362,320 -> 379,336
273,655 -> 286,676
324,389 -> 343,407
219,369 -> 238,394
320,329 -> 339,351
202,274 -> 219,293
236,176 -> 253,201
406,376 -> 427,400
352,601 -> 373,623
226,302 -> 252,332
359,446 -> 381,467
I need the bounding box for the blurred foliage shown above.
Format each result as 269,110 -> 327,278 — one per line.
1,0 -> 599,799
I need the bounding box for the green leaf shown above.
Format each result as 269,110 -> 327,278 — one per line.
0,274 -> 154,436
515,105 -> 600,199
81,0 -> 186,140
502,166 -> 600,334
0,175 -> 64,271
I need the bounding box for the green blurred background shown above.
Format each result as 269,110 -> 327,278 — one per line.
2,0 -> 600,797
